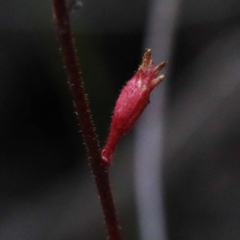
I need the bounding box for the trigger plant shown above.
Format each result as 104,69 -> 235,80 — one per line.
102,49 -> 166,165
52,0 -> 166,239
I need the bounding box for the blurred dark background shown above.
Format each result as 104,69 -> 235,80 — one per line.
0,0 -> 240,239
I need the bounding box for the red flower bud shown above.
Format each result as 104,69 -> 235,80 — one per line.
102,49 -> 166,165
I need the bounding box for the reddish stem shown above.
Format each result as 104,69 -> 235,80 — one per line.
52,1 -> 122,239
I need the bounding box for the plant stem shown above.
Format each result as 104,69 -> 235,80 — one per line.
52,1 -> 122,239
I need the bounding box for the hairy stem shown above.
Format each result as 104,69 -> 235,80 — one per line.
52,1 -> 122,239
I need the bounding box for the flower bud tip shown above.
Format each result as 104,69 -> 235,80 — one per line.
155,61 -> 167,73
